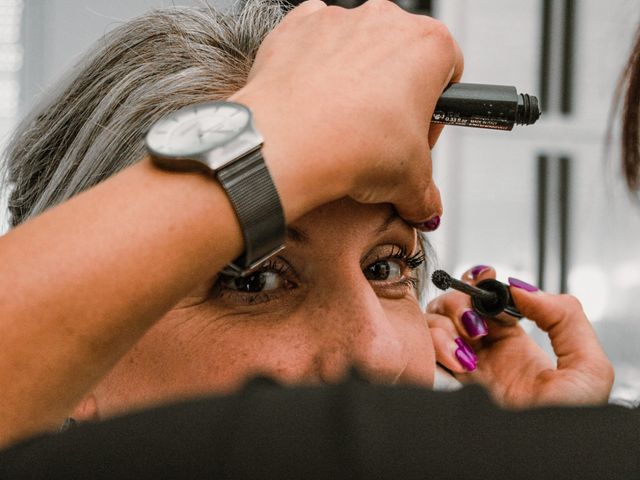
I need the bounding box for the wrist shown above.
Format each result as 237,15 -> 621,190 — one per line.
229,87 -> 346,223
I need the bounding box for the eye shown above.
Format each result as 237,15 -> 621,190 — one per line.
223,270 -> 284,293
364,259 -> 403,282
211,258 -> 299,306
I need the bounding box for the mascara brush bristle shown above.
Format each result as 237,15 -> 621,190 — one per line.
431,270 -> 452,290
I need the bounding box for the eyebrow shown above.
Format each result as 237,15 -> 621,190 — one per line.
286,225 -> 310,245
286,210 -> 408,246
373,210 -> 406,235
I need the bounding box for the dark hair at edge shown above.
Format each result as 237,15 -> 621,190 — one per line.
620,22 -> 640,193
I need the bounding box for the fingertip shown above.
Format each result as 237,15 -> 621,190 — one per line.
454,337 -> 478,372
459,266 -> 495,289
431,327 -> 477,374
298,0 -> 327,8
285,0 -> 327,19
400,183 -> 442,230
470,265 -> 492,279
508,283 -> 543,310
461,309 -> 488,339
461,265 -> 495,283
506,278 -> 542,310
450,39 -> 464,83
428,123 -> 445,148
413,215 -> 441,233
508,277 -> 539,293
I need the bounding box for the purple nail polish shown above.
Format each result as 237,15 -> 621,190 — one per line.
455,342 -> 477,372
414,215 -> 441,232
470,265 -> 490,279
454,337 -> 477,362
508,277 -> 539,292
461,310 -> 488,338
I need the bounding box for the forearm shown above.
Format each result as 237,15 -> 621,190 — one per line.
0,158 -> 247,446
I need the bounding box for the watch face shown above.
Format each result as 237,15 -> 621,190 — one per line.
146,102 -> 251,157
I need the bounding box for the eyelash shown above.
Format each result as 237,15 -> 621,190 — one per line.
369,245 -> 425,290
385,245 -> 425,269
213,246 -> 425,305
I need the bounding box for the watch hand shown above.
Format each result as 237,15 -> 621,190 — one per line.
202,127 -> 234,137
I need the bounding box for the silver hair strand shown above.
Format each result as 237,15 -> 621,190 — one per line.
3,0 -> 288,228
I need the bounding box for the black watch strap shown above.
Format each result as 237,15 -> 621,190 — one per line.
217,148 -> 285,275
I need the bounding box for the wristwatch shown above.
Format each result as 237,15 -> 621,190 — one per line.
145,101 -> 285,276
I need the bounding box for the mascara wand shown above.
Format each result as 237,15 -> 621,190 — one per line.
431,270 -> 497,303
431,269 -> 522,320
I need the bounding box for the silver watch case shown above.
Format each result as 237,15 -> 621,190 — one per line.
146,101 -> 264,174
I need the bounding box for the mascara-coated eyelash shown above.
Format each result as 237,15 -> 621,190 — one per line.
384,245 -> 425,270
363,246 -> 425,291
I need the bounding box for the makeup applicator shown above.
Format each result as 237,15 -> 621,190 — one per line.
431,270 -> 522,320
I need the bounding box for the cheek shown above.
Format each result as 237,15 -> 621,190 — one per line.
382,298 -> 435,386
94,308 -> 314,414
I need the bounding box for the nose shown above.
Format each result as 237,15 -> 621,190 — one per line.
311,277 -> 409,384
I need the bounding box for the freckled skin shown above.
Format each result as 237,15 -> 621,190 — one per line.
81,198 -> 436,419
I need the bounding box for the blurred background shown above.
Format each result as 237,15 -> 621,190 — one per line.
0,0 -> 638,403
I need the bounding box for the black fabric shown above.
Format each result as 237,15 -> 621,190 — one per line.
1,377 -> 639,479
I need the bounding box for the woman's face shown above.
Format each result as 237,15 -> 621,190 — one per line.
85,198 -> 435,418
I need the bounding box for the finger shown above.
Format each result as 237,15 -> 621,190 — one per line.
394,150 -> 443,228
428,124 -> 445,149
395,18 -> 462,221
430,325 -> 477,374
282,0 -> 327,22
416,18 -> 464,93
427,34 -> 464,148
427,291 -> 488,340
427,290 -> 469,320
508,280 -> 613,380
450,38 -> 465,83
460,265 -> 495,284
247,0 -> 327,82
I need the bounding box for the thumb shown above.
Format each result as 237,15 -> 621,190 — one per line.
509,281 -> 613,384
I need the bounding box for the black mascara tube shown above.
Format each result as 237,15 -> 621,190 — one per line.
432,83 -> 541,131
471,278 -> 523,320
431,270 -> 522,324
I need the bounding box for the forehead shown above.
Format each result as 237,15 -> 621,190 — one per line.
288,198 -> 414,249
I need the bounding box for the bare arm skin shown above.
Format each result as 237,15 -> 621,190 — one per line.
0,0 -> 463,447
0,160 -> 245,445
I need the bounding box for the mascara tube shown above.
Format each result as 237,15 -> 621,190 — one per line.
432,83 -> 541,131
471,278 -> 522,320
431,270 -> 522,323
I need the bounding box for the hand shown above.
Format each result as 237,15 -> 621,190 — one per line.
231,0 -> 464,225
427,267 -> 614,408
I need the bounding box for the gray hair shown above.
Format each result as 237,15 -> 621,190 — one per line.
4,0 -> 288,228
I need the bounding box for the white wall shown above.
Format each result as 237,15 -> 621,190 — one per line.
433,0 -> 640,402
19,0 -> 229,115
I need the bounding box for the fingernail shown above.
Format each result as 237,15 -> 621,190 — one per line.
455,337 -> 477,360
461,309 -> 488,338
470,265 -> 490,279
414,215 -> 441,232
454,337 -> 477,372
508,277 -> 539,292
